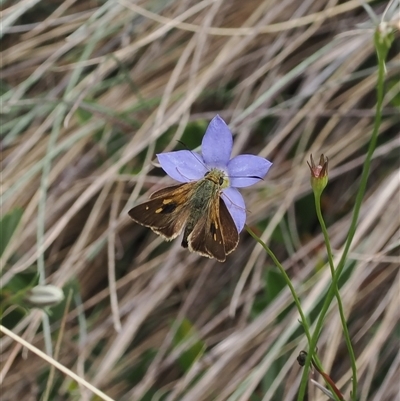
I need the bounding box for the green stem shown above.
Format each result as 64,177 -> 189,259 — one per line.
297,30 -> 389,401
315,194 -> 357,399
246,226 -> 342,401
245,226 -> 311,343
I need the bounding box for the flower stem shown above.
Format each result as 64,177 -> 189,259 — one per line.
315,193 -> 357,399
297,26 -> 391,401
246,226 -> 342,401
245,226 -> 312,343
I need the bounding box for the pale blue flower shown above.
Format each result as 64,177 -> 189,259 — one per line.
157,115 -> 272,232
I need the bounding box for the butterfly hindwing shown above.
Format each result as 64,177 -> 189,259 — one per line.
187,194 -> 227,262
219,197 -> 239,255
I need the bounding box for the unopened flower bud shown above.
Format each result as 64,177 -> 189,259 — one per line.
375,21 -> 395,49
307,154 -> 328,196
25,285 -> 64,308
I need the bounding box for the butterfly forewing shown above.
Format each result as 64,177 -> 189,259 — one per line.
149,184 -> 186,199
128,183 -> 194,240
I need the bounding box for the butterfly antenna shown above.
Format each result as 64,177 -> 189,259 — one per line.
176,139 -> 188,149
176,140 -> 208,170
221,192 -> 247,212
228,175 -> 264,180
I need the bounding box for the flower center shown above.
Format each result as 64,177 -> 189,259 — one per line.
205,168 -> 230,189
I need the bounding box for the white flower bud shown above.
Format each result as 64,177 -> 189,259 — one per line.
25,285 -> 64,307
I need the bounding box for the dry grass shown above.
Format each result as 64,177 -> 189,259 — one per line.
1,1 -> 399,400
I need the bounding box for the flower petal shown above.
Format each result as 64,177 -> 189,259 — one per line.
222,187 -> 246,232
228,155 -> 272,187
202,115 -> 233,167
157,151 -> 207,182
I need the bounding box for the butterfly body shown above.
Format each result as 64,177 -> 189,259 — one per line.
128,168 -> 239,262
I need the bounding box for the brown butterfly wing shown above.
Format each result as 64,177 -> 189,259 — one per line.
149,184 -> 185,199
187,195 -> 227,262
128,183 -> 193,240
219,197 -> 239,255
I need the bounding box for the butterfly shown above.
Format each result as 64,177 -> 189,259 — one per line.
128,168 -> 239,262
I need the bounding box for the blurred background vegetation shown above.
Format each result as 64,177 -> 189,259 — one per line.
1,0 -> 399,400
